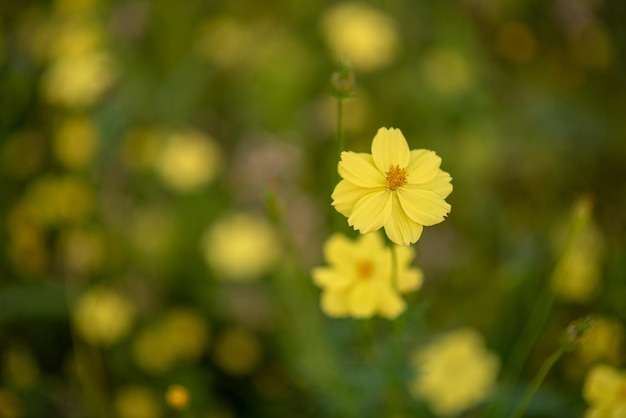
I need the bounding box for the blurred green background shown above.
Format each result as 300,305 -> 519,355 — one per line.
1,0 -> 625,417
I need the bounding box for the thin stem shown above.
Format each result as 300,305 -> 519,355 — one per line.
336,97 -> 345,158
509,347 -> 565,418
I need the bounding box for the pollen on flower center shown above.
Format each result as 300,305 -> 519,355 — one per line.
385,165 -> 407,190
356,260 -> 374,279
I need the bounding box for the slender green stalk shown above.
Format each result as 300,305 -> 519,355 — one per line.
336,97 -> 345,158
509,347 -> 565,418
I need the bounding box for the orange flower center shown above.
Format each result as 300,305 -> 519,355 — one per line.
385,165 -> 407,190
356,260 -> 374,279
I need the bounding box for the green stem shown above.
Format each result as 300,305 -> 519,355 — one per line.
336,97 -> 345,158
509,347 -> 565,418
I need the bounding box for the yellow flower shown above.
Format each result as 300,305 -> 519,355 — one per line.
410,328 -> 500,416
312,232 -> 423,319
583,364 -> 626,417
321,2 -> 399,72
73,287 -> 135,346
332,127 -> 452,246
201,213 -> 281,281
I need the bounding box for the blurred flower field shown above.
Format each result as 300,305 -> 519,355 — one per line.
1,0 -> 626,417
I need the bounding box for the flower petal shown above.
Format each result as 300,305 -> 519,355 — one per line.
323,233 -> 358,271
371,128 -> 411,173
376,283 -> 406,319
321,290 -> 349,317
348,189 -> 392,234
398,267 -> 423,293
406,149 -> 441,185
384,195 -> 424,246
338,151 -> 385,188
348,281 -> 378,318
420,170 -> 453,199
397,187 -> 451,226
331,179 -> 374,218
312,267 -> 353,290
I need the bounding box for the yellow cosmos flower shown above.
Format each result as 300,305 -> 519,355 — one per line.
410,328 -> 500,416
332,127 -> 452,246
312,232 -> 423,319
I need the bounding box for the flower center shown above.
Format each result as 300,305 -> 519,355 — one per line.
356,260 -> 374,279
385,165 -> 407,190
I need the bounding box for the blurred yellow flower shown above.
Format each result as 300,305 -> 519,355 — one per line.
422,48 -> 472,96
155,129 -> 222,192
213,328 -> 262,376
2,346 -> 39,389
165,384 -> 190,410
41,51 -> 116,108
132,308 -> 210,375
114,386 -> 163,418
551,196 -> 603,303
332,127 -> 452,246
196,17 -> 254,68
312,232 -> 422,319
53,116 -> 99,169
583,364 -> 626,417
0,389 -> 22,418
22,175 -> 94,225
410,328 -> 500,416
201,213 -> 281,281
577,317 -> 625,367
73,287 -> 135,346
321,2 -> 399,71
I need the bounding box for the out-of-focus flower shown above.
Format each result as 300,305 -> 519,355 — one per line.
321,2 -> 399,72
73,287 -> 135,346
422,48 -> 472,96
114,386 -> 162,418
155,129 -> 222,192
41,51 -> 116,108
551,196 -> 603,303
2,346 -> 39,389
410,328 -> 500,416
6,205 -> 49,276
0,389 -> 22,418
332,127 -> 452,246
196,16 -> 254,69
132,308 -> 210,375
53,116 -> 99,169
21,175 -> 94,226
201,213 -> 281,281
312,232 -> 421,319
165,384 -> 189,410
213,328 -> 262,376
577,317 -> 624,366
583,364 -> 626,417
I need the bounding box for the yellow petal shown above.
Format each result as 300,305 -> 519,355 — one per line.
371,127 -> 411,173
398,267 -> 424,293
420,170 -> 453,199
406,149 -> 441,184
338,151 -> 385,188
583,364 -> 623,404
397,187 -> 451,226
323,233 -> 359,270
376,284 -> 406,318
348,281 -> 378,318
331,179 -> 373,217
321,290 -> 350,317
348,189 -> 392,233
312,267 -> 353,290
384,196 -> 424,245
